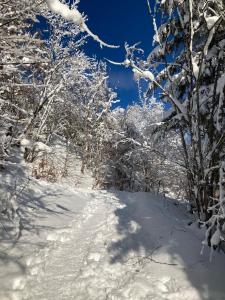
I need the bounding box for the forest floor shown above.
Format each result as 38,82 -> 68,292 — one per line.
1,148 -> 225,300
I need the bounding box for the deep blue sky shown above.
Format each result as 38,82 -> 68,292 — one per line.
78,0 -> 155,107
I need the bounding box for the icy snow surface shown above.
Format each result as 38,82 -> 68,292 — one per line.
1,160 -> 225,299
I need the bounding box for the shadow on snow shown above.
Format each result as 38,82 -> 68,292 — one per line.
108,190 -> 225,299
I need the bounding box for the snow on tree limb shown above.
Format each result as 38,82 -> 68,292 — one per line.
45,0 -> 119,48
107,58 -> 187,118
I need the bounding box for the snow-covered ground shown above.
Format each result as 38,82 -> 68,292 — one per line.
1,152 -> 225,300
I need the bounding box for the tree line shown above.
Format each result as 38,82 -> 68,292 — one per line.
1,0 -> 225,250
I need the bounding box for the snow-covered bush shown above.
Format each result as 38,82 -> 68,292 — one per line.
89,99 -> 186,196
116,0 -> 225,226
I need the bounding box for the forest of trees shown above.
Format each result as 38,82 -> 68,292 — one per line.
1,0 -> 225,251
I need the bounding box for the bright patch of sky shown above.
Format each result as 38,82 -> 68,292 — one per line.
78,0 -> 155,107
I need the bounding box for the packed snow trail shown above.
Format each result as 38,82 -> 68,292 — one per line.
20,190 -> 225,300
1,153 -> 225,300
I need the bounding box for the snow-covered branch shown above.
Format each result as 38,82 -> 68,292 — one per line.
45,0 -> 119,48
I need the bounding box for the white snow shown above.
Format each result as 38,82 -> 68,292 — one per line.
211,229 -> 221,247
45,0 -> 119,49
204,27 -> 216,56
20,138 -> 31,147
142,70 -> 155,81
124,59 -> 131,67
192,56 -> 200,79
33,141 -> 52,153
20,139 -> 51,155
132,68 -> 155,81
1,152 -> 225,299
205,16 -> 220,30
19,189 -> 225,300
46,0 -> 83,24
153,17 -> 160,45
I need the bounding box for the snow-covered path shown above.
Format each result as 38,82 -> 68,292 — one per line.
20,190 -> 225,300
23,190 -> 120,299
1,155 -> 225,300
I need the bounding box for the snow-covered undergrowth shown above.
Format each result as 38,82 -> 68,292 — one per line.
1,145 -> 225,300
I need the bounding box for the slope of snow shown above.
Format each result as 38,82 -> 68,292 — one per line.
1,151 -> 225,300
0,146 -> 93,300
0,180 -> 90,300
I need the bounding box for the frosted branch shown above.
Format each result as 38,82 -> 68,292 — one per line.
45,0 -> 119,49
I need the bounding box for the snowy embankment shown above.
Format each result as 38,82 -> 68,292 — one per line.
1,150 -> 225,300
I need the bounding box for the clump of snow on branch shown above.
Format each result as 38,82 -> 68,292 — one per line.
45,0 -> 119,48
133,68 -> 155,82
204,15 -> 220,30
